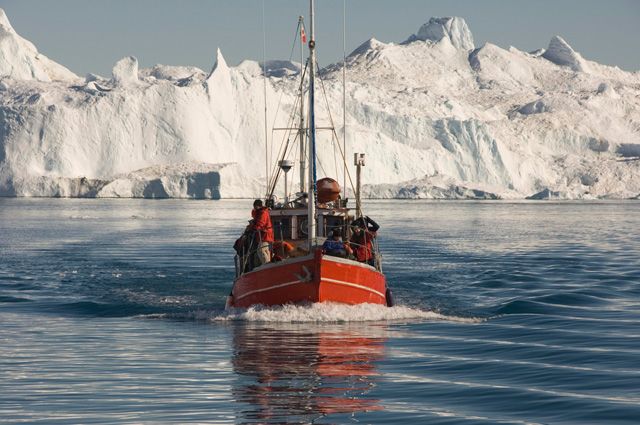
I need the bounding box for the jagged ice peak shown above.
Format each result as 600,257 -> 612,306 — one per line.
411,17 -> 475,50
0,8 -> 13,31
0,7 -> 78,82
542,35 -> 588,72
111,56 -> 139,85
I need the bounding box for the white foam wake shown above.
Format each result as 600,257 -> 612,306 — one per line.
211,303 -> 482,323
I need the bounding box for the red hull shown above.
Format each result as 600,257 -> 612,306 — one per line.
229,249 -> 387,308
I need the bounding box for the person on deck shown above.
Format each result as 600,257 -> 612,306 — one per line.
249,199 -> 274,265
272,240 -> 295,261
322,229 -> 350,258
349,216 -> 379,266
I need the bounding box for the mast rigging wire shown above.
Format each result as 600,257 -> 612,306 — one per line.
315,60 -> 358,198
266,62 -> 309,200
262,8 -> 366,219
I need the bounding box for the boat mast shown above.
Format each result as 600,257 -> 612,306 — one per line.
298,16 -> 306,194
262,0 -> 269,197
307,0 -> 317,248
342,0 -> 347,202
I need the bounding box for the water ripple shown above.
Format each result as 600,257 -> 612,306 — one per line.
1,199 -> 640,424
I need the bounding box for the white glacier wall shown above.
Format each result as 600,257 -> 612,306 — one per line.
0,9 -> 639,199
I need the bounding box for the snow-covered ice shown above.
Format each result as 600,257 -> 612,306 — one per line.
0,9 -> 639,199
410,16 -> 475,51
542,36 -> 589,73
111,56 -> 139,86
0,9 -> 77,82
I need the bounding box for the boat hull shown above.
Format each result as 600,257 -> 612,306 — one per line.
229,250 -> 387,308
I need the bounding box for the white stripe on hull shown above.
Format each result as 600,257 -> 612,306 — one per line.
234,278 -> 309,301
234,277 -> 384,303
321,277 -> 386,299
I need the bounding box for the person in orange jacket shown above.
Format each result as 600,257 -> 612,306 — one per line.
272,240 -> 295,261
249,199 -> 274,265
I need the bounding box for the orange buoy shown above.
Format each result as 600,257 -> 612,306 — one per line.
317,177 -> 341,203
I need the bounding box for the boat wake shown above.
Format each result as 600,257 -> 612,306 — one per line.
142,303 -> 483,323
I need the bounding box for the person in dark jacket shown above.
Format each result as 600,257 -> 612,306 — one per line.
322,228 -> 349,258
349,216 -> 379,266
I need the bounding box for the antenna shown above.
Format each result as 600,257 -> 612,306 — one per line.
354,153 -> 365,217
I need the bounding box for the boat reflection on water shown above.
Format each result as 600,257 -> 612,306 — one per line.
231,323 -> 386,423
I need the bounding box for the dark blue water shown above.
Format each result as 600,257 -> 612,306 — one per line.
1,199 -> 639,424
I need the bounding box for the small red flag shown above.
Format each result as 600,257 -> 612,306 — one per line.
301,25 -> 307,44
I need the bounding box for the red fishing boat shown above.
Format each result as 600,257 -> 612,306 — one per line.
226,0 -> 392,309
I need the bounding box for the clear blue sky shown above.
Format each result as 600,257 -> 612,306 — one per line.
2,0 -> 639,76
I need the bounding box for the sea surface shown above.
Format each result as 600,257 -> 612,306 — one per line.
1,199 -> 639,424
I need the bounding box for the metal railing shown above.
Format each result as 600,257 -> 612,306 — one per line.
234,223 -> 383,278
234,230 -> 264,277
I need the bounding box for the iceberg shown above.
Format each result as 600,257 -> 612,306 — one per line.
0,8 -> 639,199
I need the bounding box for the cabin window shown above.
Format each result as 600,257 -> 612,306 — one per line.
272,216 -> 292,240
322,216 -> 345,237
